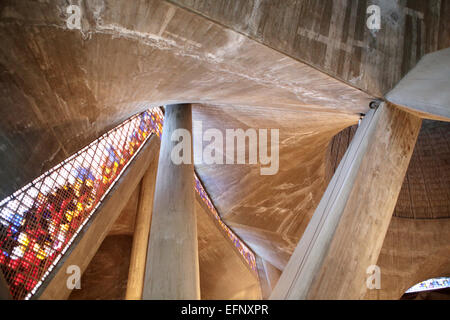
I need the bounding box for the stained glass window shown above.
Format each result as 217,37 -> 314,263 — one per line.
0,106 -> 256,300
0,107 -> 163,299
405,277 -> 450,293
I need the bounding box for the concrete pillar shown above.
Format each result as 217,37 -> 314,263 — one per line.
125,152 -> 159,300
271,103 -> 422,299
142,104 -> 200,299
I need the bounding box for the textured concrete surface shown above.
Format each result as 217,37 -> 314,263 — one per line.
0,0 -> 449,300
0,0 -> 371,199
68,235 -> 133,300
365,217 -> 450,300
387,47 -> 450,120
172,0 -> 450,96
196,196 -> 260,299
327,120 -> 450,219
192,103 -> 355,270
68,186 -> 260,300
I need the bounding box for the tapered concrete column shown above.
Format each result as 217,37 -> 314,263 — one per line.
271,103 -> 422,299
142,104 -> 200,299
125,152 -> 159,300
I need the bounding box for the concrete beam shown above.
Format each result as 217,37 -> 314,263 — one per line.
143,104 -> 200,299
387,47 -> 450,121
271,103 -> 422,299
125,149 -> 160,300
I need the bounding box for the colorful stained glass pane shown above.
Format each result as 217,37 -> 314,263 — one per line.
405,277 -> 450,293
0,106 -> 256,299
0,107 -> 163,299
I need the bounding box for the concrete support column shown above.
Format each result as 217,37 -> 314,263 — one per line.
142,104 -> 200,299
125,151 -> 159,300
271,103 -> 422,299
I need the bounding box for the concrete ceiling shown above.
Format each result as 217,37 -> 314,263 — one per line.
192,103 -> 356,269
172,0 -> 450,97
1,0 -> 448,198
0,0 -> 449,299
0,0 -> 371,199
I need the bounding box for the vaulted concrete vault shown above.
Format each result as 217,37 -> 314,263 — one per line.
0,0 -> 371,199
0,0 -> 449,301
192,103 -> 356,270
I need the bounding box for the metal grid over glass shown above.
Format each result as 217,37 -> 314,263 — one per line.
0,107 -> 163,300
405,277 -> 450,293
0,105 -> 256,299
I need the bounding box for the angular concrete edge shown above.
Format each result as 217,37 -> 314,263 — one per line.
271,103 -> 422,299
386,47 -> 450,122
